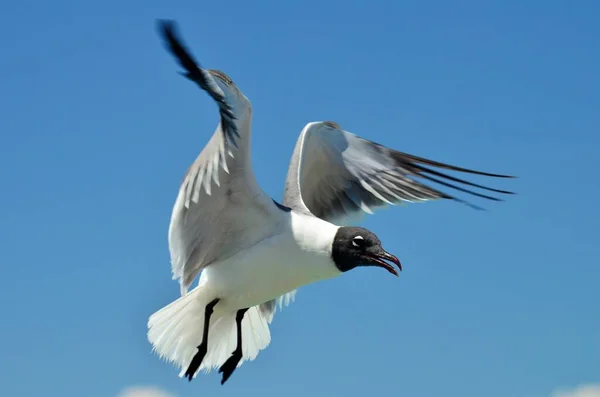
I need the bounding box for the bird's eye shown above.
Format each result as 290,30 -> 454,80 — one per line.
352,235 -> 364,248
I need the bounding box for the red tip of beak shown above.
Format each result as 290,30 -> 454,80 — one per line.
371,251 -> 402,277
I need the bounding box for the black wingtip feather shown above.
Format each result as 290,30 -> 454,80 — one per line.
454,198 -> 486,211
409,162 -> 516,195
156,18 -> 240,143
395,151 -> 517,179
156,20 -> 203,81
383,147 -> 516,207
156,19 -> 175,34
416,172 -> 505,202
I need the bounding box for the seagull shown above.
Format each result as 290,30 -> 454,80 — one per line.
147,19 -> 515,385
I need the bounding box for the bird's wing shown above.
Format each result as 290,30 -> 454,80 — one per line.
158,20 -> 282,294
258,291 -> 297,324
283,121 -> 515,224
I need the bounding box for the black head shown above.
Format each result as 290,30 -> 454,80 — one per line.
331,227 -> 402,276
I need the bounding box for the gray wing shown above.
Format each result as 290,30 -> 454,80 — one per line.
283,121 -> 515,224
158,21 -> 281,294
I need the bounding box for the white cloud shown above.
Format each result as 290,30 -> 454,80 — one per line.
551,384 -> 600,397
117,386 -> 175,397
117,382 -> 600,397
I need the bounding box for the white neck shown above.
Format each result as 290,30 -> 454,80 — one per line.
289,211 -> 339,261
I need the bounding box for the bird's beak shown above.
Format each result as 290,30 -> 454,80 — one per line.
366,248 -> 402,277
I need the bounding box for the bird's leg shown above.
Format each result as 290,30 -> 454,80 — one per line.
184,298 -> 220,381
218,307 -> 249,385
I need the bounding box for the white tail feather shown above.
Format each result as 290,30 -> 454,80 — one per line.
147,286 -> 272,378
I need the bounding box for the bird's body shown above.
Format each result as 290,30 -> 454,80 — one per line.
198,210 -> 340,313
148,210 -> 341,378
148,20 -> 515,385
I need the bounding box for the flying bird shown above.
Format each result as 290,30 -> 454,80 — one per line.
147,19 -> 515,385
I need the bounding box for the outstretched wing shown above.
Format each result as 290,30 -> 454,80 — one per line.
283,121 -> 515,224
157,20 -> 281,294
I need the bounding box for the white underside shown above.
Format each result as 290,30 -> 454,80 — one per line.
201,213 -> 341,312
147,211 -> 341,376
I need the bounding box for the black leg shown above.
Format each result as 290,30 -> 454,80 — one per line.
218,308 -> 249,385
184,298 -> 220,381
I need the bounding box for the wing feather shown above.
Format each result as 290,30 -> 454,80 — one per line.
157,20 -> 280,294
283,121 -> 515,223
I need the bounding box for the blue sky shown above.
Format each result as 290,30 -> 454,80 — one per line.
0,1 -> 598,396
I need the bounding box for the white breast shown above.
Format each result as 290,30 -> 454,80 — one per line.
199,211 -> 341,312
